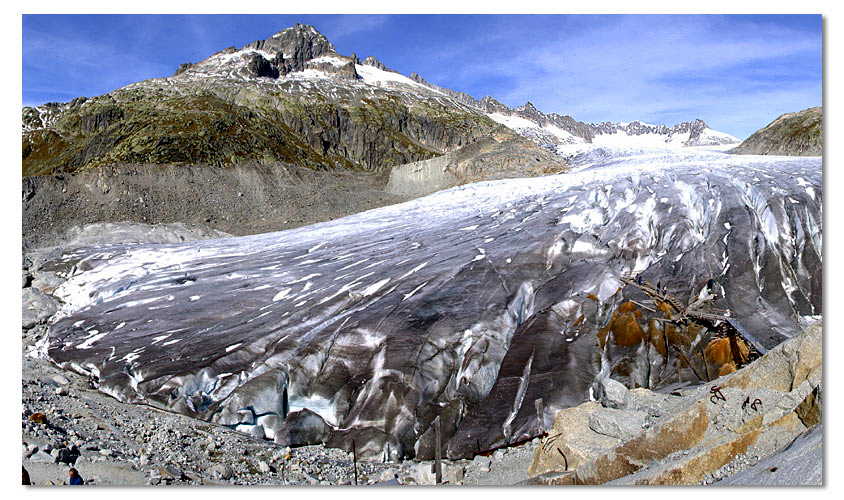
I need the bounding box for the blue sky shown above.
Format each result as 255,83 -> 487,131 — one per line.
22,14 -> 822,139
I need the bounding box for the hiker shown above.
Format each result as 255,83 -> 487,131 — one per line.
68,467 -> 84,485
656,280 -> 662,294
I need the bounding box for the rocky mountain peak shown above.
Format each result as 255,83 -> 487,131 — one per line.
514,102 -> 546,125
263,23 -> 335,56
362,55 -> 390,72
408,72 -> 428,85
244,23 -> 334,76
478,96 -> 509,114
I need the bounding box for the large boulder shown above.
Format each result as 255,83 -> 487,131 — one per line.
528,321 -> 822,485
22,287 -> 58,329
273,409 -> 332,447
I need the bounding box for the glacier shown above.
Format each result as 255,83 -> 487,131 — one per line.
39,146 -> 821,461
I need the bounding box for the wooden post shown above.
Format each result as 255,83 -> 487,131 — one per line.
434,416 -> 442,484
534,398 -> 544,434
352,439 -> 358,485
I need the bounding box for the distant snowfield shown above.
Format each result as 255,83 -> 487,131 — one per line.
39,129 -> 820,462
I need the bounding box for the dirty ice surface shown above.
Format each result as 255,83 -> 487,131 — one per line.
40,147 -> 822,461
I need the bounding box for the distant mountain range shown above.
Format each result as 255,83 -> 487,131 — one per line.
22,23 -> 739,177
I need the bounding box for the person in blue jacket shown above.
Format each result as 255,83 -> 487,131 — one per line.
68,468 -> 84,485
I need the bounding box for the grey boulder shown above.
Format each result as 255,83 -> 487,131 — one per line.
22,287 -> 58,329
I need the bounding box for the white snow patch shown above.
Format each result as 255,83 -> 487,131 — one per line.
402,281 -> 428,301
361,278 -> 390,297
398,262 -> 427,280
76,331 -> 109,349
151,334 -> 172,344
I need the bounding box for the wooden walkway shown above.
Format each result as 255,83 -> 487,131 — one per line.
619,273 -> 767,355
619,274 -> 729,323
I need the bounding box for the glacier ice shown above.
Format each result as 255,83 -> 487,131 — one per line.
42,147 -> 821,460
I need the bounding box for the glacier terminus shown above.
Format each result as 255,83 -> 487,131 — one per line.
37,145 -> 821,462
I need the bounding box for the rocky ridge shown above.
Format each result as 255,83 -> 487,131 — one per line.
730,106 -> 822,156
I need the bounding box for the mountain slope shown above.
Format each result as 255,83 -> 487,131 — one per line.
730,107 -> 822,156
22,24 -> 506,176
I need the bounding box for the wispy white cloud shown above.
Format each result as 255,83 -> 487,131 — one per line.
23,26 -> 171,99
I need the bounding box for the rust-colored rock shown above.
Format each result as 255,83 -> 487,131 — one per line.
640,429 -> 761,485
795,387 -> 821,428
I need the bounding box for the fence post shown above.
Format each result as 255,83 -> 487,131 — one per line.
434,416 -> 442,484
352,439 -> 358,485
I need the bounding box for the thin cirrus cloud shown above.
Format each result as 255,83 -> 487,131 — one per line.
23,17 -> 175,105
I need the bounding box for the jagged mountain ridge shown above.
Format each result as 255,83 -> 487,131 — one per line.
22,23 -> 735,177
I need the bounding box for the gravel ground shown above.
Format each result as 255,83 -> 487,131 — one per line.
712,424 -> 823,486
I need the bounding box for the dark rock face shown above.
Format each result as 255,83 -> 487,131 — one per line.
274,409 -> 332,447
80,105 -> 124,134
246,53 -> 280,79
247,23 -> 334,74
41,148 -> 820,462
174,62 -> 193,76
730,107 -> 822,156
